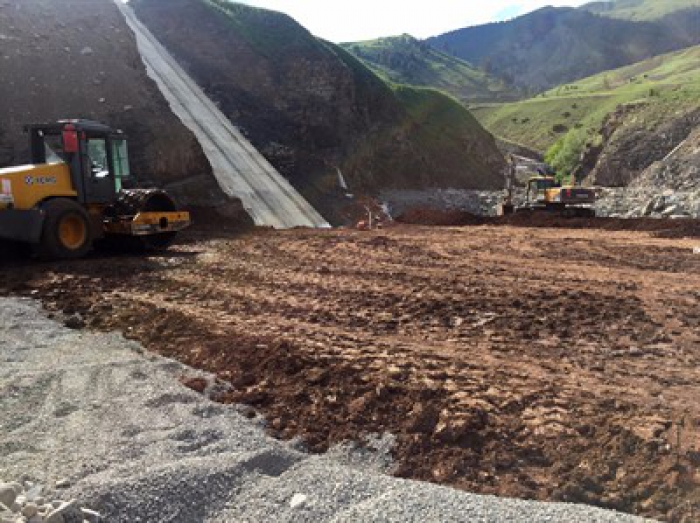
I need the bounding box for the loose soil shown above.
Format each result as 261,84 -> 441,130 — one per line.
1,221 -> 699,522
397,208 -> 700,238
397,208 -> 485,226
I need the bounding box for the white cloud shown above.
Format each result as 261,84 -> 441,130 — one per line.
235,0 -> 589,42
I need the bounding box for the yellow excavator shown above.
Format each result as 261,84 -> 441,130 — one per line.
500,157 -> 596,218
0,119 -> 190,259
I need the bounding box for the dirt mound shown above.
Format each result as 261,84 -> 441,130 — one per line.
187,204 -> 255,233
396,208 -> 700,238
397,208 -> 485,226
2,224 -> 699,521
0,0 -> 226,208
494,213 -> 700,238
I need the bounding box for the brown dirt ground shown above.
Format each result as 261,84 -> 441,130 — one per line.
397,208 -> 700,239
397,208 -> 485,226
1,222 -> 699,522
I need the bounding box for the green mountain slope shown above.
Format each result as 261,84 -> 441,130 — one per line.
427,5 -> 699,92
581,0 -> 700,20
132,0 -> 505,223
341,34 -> 516,103
472,45 -> 700,177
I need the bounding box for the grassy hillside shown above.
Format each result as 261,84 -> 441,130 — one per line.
581,0 -> 700,20
427,6 -> 699,92
133,0 -> 505,223
341,34 -> 516,103
391,85 -> 504,175
472,45 -> 700,174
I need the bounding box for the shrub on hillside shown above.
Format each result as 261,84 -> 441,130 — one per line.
545,128 -> 589,177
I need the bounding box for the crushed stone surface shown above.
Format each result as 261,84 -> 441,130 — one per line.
0,298 -> 651,522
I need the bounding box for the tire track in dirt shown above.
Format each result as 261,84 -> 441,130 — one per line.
1,224 -> 699,521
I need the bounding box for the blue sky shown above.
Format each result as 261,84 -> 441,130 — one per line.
236,1 -> 590,42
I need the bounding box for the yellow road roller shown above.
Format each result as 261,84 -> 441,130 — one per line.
0,119 -> 190,259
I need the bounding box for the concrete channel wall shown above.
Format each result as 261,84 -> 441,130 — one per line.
115,1 -> 330,229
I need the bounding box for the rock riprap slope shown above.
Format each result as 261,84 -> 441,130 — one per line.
597,126 -> 700,218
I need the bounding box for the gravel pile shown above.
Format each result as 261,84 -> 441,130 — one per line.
0,481 -> 100,523
0,298 -> 653,522
381,189 -> 503,217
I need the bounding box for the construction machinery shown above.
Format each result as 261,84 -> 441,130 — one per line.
0,119 -> 190,259
499,157 -> 596,217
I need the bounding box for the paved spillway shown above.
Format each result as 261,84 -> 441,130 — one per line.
115,1 -> 329,229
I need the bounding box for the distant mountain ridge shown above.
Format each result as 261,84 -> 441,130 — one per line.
581,0 -> 700,21
427,5 -> 700,92
471,45 -> 700,186
341,34 -> 517,103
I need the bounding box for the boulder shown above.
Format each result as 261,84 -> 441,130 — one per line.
641,199 -> 655,216
661,204 -> 680,216
0,486 -> 17,511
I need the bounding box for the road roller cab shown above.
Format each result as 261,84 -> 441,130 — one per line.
0,119 -> 190,259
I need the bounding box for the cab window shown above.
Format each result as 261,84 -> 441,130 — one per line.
43,133 -> 65,164
536,179 -> 556,190
111,139 -> 130,192
87,139 -> 109,178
